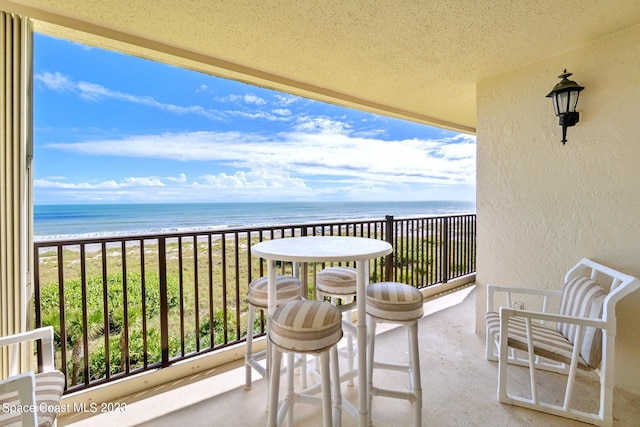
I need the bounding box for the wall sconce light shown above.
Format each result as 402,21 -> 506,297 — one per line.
546,69 -> 584,144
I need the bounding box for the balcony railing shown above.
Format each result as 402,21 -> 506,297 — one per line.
33,213 -> 475,394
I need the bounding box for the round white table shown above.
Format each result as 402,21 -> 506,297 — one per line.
252,236 -> 392,427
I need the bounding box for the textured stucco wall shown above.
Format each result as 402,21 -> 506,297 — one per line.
476,25 -> 640,393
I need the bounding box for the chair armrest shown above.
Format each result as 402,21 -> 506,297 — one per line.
0,326 -> 56,374
0,326 -> 55,347
487,284 -> 561,313
499,307 -> 606,329
0,372 -> 38,427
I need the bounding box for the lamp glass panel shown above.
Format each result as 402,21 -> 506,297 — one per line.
569,90 -> 580,112
552,94 -> 560,116
558,91 -> 570,114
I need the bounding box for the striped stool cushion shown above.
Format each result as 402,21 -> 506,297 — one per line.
366,282 -> 424,322
0,370 -> 65,427
269,300 -> 343,353
247,275 -> 302,308
316,266 -> 357,296
557,276 -> 606,368
486,312 -> 591,370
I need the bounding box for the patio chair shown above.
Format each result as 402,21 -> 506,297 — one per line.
485,258 -> 640,426
0,326 -> 65,427
268,299 -> 343,427
245,274 -> 303,390
366,281 -> 424,427
315,266 -> 358,385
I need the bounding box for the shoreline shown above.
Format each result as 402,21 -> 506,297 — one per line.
34,201 -> 476,240
34,213 -> 474,243
35,227 -> 324,254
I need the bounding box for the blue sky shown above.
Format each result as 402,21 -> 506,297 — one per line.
33,34 -> 476,205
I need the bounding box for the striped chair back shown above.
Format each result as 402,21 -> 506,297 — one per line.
557,276 -> 606,368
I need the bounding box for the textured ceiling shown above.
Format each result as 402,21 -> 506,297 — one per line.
3,0 -> 640,133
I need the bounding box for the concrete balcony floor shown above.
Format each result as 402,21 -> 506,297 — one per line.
59,286 -> 640,426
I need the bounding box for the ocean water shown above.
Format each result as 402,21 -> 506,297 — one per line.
34,201 -> 476,240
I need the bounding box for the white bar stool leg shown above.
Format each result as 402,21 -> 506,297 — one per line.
366,315 -> 377,425
344,297 -> 355,386
286,352 -> 295,427
245,303 -> 256,389
320,351 -> 332,427
330,346 -> 342,426
408,321 -> 422,427
268,346 -> 283,427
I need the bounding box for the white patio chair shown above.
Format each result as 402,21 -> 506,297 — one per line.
485,258 -> 640,426
0,326 -> 65,427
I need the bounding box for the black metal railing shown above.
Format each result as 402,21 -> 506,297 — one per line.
33,213 -> 475,393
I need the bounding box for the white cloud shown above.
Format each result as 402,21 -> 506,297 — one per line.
197,170 -> 307,190
35,71 -> 225,120
33,169 -> 312,203
166,173 -> 188,183
35,176 -> 166,189
35,72 -> 75,92
217,94 -> 242,103
229,110 -> 290,122
274,94 -> 299,106
47,131 -> 269,161
217,93 -> 267,106
34,179 -> 120,189
45,126 -> 476,191
293,116 -> 351,134
244,94 -> 267,105
35,72 -> 312,126
272,109 -> 292,116
123,177 -> 164,186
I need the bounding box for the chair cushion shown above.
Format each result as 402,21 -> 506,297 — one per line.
34,371 -> 65,427
316,266 -> 357,296
486,312 -> 591,370
0,370 -> 65,427
557,277 -> 606,368
366,282 -> 424,322
247,275 -> 302,308
269,300 -> 343,353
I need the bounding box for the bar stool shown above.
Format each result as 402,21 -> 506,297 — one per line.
366,281 -> 424,427
316,266 -> 357,384
268,299 -> 343,427
245,274 -> 303,390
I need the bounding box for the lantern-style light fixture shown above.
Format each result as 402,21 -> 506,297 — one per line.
546,69 -> 584,144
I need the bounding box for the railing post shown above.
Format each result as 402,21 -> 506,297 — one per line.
34,248 -> 43,370
442,216 -> 450,283
158,237 -> 170,367
384,215 -> 394,281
